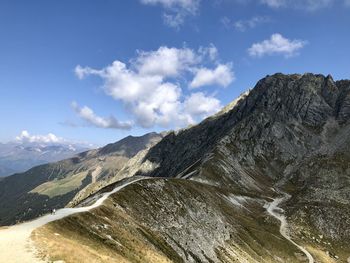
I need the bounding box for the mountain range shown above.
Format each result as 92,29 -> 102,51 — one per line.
0,132 -> 162,225
0,141 -> 91,177
1,73 -> 349,262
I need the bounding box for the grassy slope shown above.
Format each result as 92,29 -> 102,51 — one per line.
33,178 -> 306,263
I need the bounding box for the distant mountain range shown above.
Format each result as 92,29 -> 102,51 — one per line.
0,141 -> 91,177
0,132 -> 162,225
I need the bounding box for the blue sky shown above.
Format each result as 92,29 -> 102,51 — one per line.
1,0 -> 349,146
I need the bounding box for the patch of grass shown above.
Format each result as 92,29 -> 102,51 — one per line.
30,171 -> 88,198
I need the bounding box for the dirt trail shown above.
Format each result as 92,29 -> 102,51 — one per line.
91,165 -> 102,183
0,177 -> 145,263
266,193 -> 315,263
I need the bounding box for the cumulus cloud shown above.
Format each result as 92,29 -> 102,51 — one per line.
134,46 -> 199,77
71,102 -> 132,130
15,130 -> 63,144
140,0 -> 201,28
248,33 -> 307,58
261,0 -> 335,10
235,16 -> 270,31
190,64 -> 234,88
198,44 -> 219,61
222,16 -> 270,32
184,92 -> 221,117
75,45 -> 233,129
75,65 -> 100,80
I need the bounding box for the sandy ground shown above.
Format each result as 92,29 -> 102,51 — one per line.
0,177 -> 145,263
266,193 -> 315,263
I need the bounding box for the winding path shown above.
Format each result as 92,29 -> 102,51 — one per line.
266,193 -> 315,263
0,177 -> 145,263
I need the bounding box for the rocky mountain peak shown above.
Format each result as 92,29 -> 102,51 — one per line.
132,73 -> 350,184
241,73 -> 350,127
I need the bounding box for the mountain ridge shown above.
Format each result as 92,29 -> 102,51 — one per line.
31,72 -> 350,262
1,73 -> 350,262
0,132 -> 162,225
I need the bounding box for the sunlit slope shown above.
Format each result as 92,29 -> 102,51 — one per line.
0,132 -> 161,225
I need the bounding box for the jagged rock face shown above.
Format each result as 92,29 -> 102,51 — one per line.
128,73 -> 350,253
136,74 -> 349,190
0,132 -> 162,225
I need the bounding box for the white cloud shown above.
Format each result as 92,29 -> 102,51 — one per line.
140,0 -> 200,28
75,65 -> 101,80
15,130 -> 63,144
134,46 -> 198,77
261,0 -> 335,10
221,16 -> 231,28
248,33 -> 307,58
345,0 -> 350,6
198,44 -> 218,61
75,45 -> 232,129
184,92 -> 221,117
261,0 -> 286,8
141,0 -> 199,11
71,102 -> 132,130
222,16 -> 270,32
190,64 -> 234,88
234,16 -> 270,32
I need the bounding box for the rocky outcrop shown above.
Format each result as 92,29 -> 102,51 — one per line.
136,74 -> 350,191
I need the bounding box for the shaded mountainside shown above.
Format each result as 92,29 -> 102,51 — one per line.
138,73 -> 350,183
97,132 -> 162,157
33,73 -> 350,262
0,165 -> 15,178
0,132 -> 162,225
